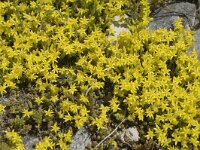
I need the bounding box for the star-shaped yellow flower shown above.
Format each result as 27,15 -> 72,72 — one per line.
0,104 -> 5,114
51,122 -> 60,133
44,108 -> 53,117
22,109 -> 33,118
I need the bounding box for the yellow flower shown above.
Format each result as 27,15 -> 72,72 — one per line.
63,130 -> 73,142
57,139 -> 69,150
68,84 -> 77,95
58,130 -> 73,144
75,72 -> 86,84
79,94 -> 89,103
190,137 -> 199,149
174,17 -> 184,31
44,108 -> 53,117
22,109 -> 33,118
79,105 -> 89,116
50,95 -> 58,103
109,97 -> 120,113
58,111 -> 64,119
70,104 -> 79,114
0,104 -> 5,114
5,130 -> 24,149
92,118 -> 105,130
0,85 -> 7,94
63,113 -> 73,123
15,143 -> 25,150
172,132 -> 182,145
80,16 -> 89,26
146,129 -> 154,140
135,107 -> 144,121
35,136 -> 54,150
35,96 -> 44,105
168,146 -> 180,150
100,104 -> 110,114
74,115 -> 86,129
145,108 -> 154,119
51,122 -> 60,133
78,28 -> 86,37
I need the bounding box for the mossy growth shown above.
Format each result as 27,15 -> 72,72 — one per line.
0,0 -> 199,149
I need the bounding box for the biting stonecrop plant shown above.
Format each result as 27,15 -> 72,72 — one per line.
0,0 -> 199,149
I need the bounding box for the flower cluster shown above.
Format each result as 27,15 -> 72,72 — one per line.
0,0 -> 199,149
5,130 -> 25,150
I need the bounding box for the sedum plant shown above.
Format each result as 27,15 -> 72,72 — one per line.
0,0 -> 199,149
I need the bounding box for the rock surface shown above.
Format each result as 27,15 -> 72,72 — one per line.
149,2 -> 200,59
108,14 -> 130,40
149,2 -> 196,30
70,127 -> 91,150
120,127 -> 140,143
23,136 -> 39,150
193,28 -> 200,59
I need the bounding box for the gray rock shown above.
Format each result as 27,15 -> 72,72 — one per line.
109,24 -> 130,40
193,28 -> 200,59
120,127 -> 140,143
23,136 -> 39,150
149,2 -> 196,30
148,2 -> 200,60
108,15 -> 130,40
70,127 -> 91,150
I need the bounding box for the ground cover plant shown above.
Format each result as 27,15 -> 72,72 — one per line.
0,0 -> 200,149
